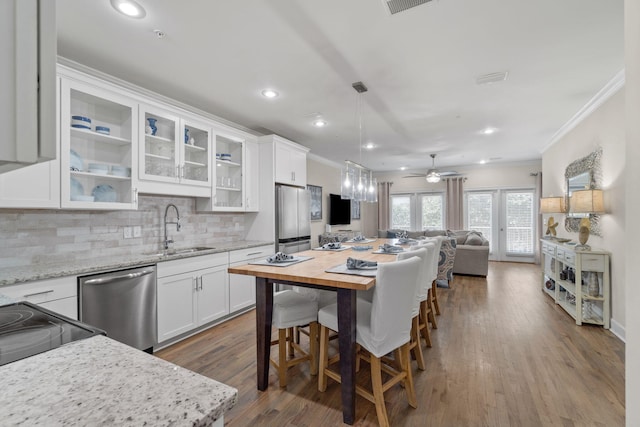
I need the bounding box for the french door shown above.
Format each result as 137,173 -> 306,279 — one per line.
466,189 -> 537,262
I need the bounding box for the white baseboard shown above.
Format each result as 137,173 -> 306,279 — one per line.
609,318 -> 625,342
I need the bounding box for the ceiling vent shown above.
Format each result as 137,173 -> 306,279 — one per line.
475,71 -> 509,85
382,0 -> 432,15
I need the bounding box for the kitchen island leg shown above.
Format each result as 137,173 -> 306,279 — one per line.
337,288 -> 356,425
255,277 -> 273,391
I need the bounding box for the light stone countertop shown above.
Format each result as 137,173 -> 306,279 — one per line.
0,335 -> 237,426
0,240 -> 273,286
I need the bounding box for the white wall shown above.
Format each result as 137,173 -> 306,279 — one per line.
306,155 -> 364,246
542,89 -> 626,337
374,160 -> 542,194
625,0 -> 640,424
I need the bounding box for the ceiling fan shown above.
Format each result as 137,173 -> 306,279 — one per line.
403,154 -> 461,183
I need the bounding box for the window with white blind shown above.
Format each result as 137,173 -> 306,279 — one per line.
391,193 -> 444,230
505,191 -> 534,255
466,192 -> 493,250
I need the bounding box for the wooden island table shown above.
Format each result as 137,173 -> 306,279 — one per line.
227,241 -> 396,425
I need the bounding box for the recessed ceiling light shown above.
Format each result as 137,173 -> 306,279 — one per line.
479,159 -> 487,164
363,142 -> 375,150
261,89 -> 279,99
400,166 -> 407,171
313,119 -> 327,127
482,127 -> 497,135
110,0 -> 146,18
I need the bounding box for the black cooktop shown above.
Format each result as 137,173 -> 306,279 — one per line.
0,301 -> 105,366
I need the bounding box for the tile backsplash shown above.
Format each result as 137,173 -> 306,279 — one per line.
0,195 -> 245,269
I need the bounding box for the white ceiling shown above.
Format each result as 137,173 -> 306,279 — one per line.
56,0 -> 624,173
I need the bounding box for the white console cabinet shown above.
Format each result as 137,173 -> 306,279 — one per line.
540,240 -> 610,328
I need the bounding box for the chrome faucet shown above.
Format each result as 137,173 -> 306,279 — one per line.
163,203 -> 181,250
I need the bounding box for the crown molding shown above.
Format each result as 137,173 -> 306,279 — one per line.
543,69 -> 625,152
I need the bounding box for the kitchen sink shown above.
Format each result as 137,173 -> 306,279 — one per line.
145,247 -> 216,257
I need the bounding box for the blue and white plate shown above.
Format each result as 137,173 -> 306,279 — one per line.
92,184 -> 117,203
70,149 -> 83,171
70,177 -> 84,199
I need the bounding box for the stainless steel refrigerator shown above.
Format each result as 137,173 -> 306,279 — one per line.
276,184 -> 311,254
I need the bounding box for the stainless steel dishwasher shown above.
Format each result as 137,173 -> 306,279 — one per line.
79,265 -> 157,353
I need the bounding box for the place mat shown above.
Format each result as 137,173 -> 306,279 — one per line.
372,248 -> 405,254
345,238 -> 376,243
249,255 -> 313,267
325,263 -> 377,277
312,245 -> 352,252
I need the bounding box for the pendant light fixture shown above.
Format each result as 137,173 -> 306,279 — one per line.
340,82 -> 377,203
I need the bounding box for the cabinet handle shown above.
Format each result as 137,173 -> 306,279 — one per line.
291,171 -> 295,182
133,188 -> 138,203
246,252 -> 262,256
198,276 -> 203,291
23,289 -> 54,298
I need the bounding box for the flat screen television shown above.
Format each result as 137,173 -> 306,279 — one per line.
329,193 -> 351,225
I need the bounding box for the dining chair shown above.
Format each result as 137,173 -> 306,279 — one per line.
397,247 -> 430,369
317,256 -> 422,427
270,289 -> 319,388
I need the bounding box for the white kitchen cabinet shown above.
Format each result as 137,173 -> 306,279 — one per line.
228,244 -> 273,312
1,276 -> 78,319
0,72 -> 60,209
196,265 -> 229,325
157,253 -> 229,343
263,135 -> 308,187
59,70 -> 139,210
0,0 -> 56,173
244,138 -> 260,212
196,125 -> 260,212
137,104 -> 212,198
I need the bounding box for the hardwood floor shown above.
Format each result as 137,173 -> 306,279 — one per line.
156,262 -> 625,426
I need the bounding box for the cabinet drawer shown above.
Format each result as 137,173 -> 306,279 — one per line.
229,245 -> 274,264
563,251 -> 576,265
581,255 -> 605,272
1,276 -> 77,304
541,243 -> 555,256
556,248 -> 565,259
158,252 -> 228,278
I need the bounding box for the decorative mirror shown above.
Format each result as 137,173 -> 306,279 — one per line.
564,148 -> 602,235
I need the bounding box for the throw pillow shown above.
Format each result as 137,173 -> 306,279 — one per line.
464,234 -> 484,245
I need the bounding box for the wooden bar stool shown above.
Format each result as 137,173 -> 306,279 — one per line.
270,290 -> 319,388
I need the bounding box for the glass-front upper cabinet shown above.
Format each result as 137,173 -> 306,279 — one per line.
60,75 -> 138,210
138,104 -> 211,197
213,132 -> 244,210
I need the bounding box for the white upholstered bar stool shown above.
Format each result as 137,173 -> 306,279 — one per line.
271,289 -> 319,388
411,240 -> 439,333
317,256 -> 422,427
396,247 -> 429,369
